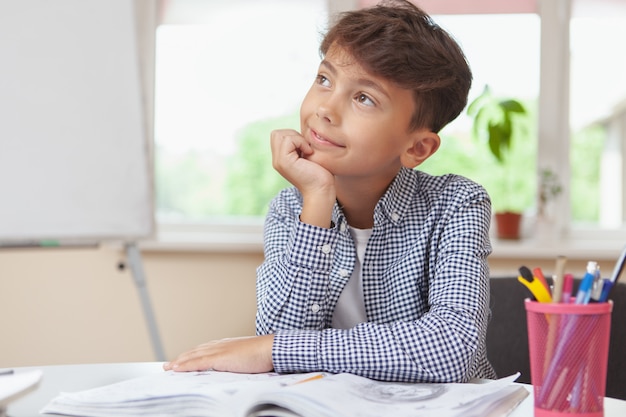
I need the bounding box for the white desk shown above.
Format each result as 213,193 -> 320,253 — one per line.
7,362 -> 626,416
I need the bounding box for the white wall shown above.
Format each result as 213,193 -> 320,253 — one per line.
0,248 -> 261,367
1,247 -> 617,367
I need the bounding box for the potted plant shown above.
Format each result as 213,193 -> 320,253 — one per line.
467,85 -> 532,239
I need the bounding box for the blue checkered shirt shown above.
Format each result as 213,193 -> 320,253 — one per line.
256,167 -> 497,383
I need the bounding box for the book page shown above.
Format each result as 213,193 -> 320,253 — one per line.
245,373 -> 526,417
40,371 -> 321,417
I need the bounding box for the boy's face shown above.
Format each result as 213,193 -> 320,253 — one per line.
299,43 -> 423,179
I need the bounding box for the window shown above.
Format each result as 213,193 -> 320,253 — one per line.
570,1 -> 626,230
154,0 -> 327,224
153,0 -> 626,248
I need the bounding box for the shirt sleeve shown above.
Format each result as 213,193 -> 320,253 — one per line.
255,189 -> 339,333
403,180 -> 493,382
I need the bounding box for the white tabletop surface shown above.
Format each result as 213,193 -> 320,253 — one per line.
6,362 -> 626,416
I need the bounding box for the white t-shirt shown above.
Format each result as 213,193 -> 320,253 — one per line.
331,226 -> 371,329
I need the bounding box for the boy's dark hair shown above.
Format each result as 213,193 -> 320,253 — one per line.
320,0 -> 472,133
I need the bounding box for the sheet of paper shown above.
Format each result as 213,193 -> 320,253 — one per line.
0,370 -> 42,407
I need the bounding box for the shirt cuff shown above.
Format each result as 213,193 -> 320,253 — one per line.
272,329 -> 320,373
283,221 -> 337,271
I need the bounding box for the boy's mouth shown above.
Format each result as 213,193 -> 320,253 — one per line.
311,129 -> 344,148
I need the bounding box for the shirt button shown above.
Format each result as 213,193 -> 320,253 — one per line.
339,269 -> 349,277
340,223 -> 347,232
321,244 -> 331,254
391,212 -> 400,221
311,303 -> 320,313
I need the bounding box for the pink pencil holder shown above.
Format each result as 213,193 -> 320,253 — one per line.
525,299 -> 612,417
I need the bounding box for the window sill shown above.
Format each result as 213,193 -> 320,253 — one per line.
136,221 -> 625,261
491,238 -> 624,261
138,221 -> 264,253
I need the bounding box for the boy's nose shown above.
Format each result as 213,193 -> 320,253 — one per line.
316,109 -> 333,124
316,96 -> 340,125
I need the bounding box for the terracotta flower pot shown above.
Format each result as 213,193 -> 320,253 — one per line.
495,211 -> 522,240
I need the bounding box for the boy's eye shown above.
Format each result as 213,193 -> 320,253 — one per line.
356,93 -> 375,106
316,75 -> 330,87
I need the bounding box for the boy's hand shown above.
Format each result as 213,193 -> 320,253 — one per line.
163,334 -> 274,373
270,129 -> 334,191
271,129 -> 336,228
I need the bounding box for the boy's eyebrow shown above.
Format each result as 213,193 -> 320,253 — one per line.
320,59 -> 390,100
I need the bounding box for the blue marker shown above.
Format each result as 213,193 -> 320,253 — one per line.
599,279 -> 613,303
599,245 -> 626,302
575,261 -> 596,304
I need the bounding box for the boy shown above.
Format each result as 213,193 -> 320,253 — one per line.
165,0 -> 496,383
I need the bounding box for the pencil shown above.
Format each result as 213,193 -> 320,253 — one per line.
294,374 -> 324,384
552,256 -> 567,303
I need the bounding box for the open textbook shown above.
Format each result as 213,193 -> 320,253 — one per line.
41,370 -> 528,417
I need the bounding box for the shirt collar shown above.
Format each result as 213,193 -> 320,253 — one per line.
332,167 -> 418,229
374,167 -> 416,226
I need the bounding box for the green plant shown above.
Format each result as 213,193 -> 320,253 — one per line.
467,85 -> 532,213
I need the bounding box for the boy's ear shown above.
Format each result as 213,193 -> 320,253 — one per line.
400,130 -> 440,169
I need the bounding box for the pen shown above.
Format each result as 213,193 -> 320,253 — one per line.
552,255 -> 567,303
0,240 -> 60,248
590,264 -> 604,302
575,261 -> 597,304
518,266 -> 552,303
0,369 -> 14,376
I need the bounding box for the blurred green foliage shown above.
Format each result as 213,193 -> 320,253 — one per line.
224,115 -> 294,216
155,108 -> 603,223
570,124 -> 605,222
155,113 -> 296,221
420,124 -> 536,213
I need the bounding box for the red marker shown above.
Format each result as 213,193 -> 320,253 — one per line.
533,267 -> 551,295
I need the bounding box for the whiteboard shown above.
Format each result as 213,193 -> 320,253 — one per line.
0,0 -> 153,243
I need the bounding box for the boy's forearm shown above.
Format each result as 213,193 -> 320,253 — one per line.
299,190 -> 336,228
